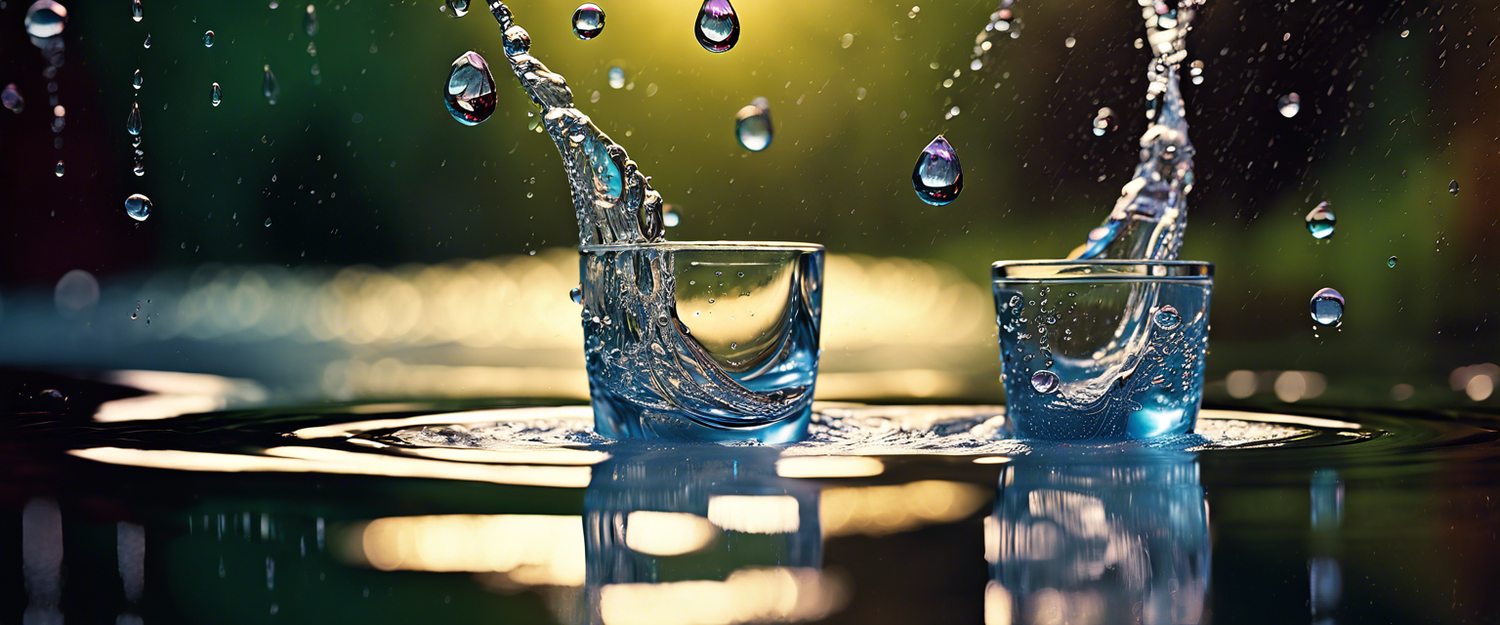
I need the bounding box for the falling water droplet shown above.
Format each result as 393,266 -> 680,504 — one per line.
25,1 -> 68,39
2,84 -> 23,113
1277,92 -> 1300,118
124,193 -> 152,221
143,33 -> 151,48
303,4 -> 318,36
1309,287 -> 1344,326
133,161 -> 145,176
131,0 -> 143,22
132,69 -> 143,90
734,98 -> 772,151
662,204 -> 681,228
1448,180 -> 1459,196
1305,201 -> 1335,240
262,65 -> 280,105
445,0 -> 469,18
1400,29 -> 1409,38
54,160 -> 64,177
202,30 -> 214,47
444,51 -> 496,126
1387,255 -> 1397,268
607,66 -> 625,89
572,3 -> 605,40
695,0 -> 740,53
211,82 -> 222,106
1030,370 -> 1060,394
1091,106 -> 1114,137
264,218 -> 272,227
126,102 -> 142,135
911,135 -> 963,206
569,286 -> 583,305
1189,59 -> 1204,85
1152,305 -> 1181,330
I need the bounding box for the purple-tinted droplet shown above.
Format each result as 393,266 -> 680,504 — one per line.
444,51 -> 496,126
695,0 -> 740,53
572,3 -> 605,40
912,135 -> 963,206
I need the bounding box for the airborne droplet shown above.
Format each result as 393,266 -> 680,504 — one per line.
131,0 -> 143,22
54,160 -> 64,177
1309,287 -> 1345,326
1091,106 -> 1114,137
1152,305 -> 1181,330
1448,180 -> 1459,196
211,82 -> 222,106
124,193 -> 152,221
2,84 -> 24,113
24,1 -> 68,39
203,30 -> 214,47
303,4 -> 318,36
1387,256 -> 1397,268
569,285 -> 583,305
1277,92 -> 1300,118
444,51 -> 497,126
262,65 -> 280,105
911,135 -> 963,206
695,0 -> 740,53
1030,370 -> 1060,394
133,69 -> 143,90
734,97 -> 772,151
662,204 -> 681,228
143,34 -> 151,48
445,0 -> 469,18
1305,201 -> 1335,240
607,66 -> 625,89
572,3 -> 605,40
126,102 -> 142,135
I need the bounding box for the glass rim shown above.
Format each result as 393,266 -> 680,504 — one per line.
992,259 -> 1213,281
580,240 -> 824,253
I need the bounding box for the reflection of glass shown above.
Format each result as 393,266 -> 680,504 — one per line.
584,446 -> 843,624
581,242 -> 824,443
993,260 -> 1212,441
986,451 -> 1210,625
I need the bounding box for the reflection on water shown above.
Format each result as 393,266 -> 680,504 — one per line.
986,450 -> 1209,625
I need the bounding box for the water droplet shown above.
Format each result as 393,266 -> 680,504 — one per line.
1448,180 -> 1459,196
54,160 -> 64,177
911,135 -> 963,206
39,389 -> 65,400
130,0 -> 143,22
1091,106 -> 1114,136
607,66 -> 625,89
569,286 -> 583,304
1305,201 -> 1335,240
662,204 -> 681,227
445,0 -> 469,18
735,98 -> 772,151
444,51 -> 496,126
1387,255 -> 1397,268
124,193 -> 152,221
695,0 -> 740,53
572,3 -> 605,40
2,84 -> 24,113
840,33 -> 854,49
264,218 -> 272,227
262,65 -> 280,105
1400,29 -> 1409,38
1277,92 -> 1300,118
202,30 -> 214,47
303,4 -> 318,36
1030,370 -> 1060,394
1309,287 -> 1344,326
211,82 -> 222,106
25,1 -> 68,39
502,25 -> 531,56
133,161 -> 145,176
1153,305 -> 1181,330
132,69 -> 143,90
126,102 -> 142,135
143,33 -> 151,48
1064,36 -> 1076,48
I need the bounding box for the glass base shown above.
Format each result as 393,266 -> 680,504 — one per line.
591,390 -> 813,444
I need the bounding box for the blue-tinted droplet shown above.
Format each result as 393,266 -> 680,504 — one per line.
572,3 -> 605,40
662,204 -> 681,228
444,51 -> 496,126
1305,201 -> 1335,239
735,98 -> 772,151
607,66 -> 625,89
124,193 -> 152,221
131,0 -> 142,22
211,82 -> 222,106
569,285 -> 583,305
695,0 -> 740,53
54,160 -> 64,177
911,135 -> 963,206
1153,305 -> 1181,330
25,1 -> 68,39
1310,287 -> 1344,326
2,84 -> 24,113
126,102 -> 142,135
445,0 -> 469,18
133,69 -> 143,90
1387,255 -> 1397,268
203,30 -> 214,47
1030,370 -> 1060,394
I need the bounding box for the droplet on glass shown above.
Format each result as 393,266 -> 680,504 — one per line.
132,69 -> 143,90
1448,180 -> 1459,196
124,193 -> 152,221
202,30 -> 214,47
569,285 -> 583,305
1387,255 -> 1397,268
303,4 -> 318,36
911,135 -> 963,206
1277,92 -> 1300,118
1152,305 -> 1181,330
608,66 -> 625,89
25,0 -> 68,39
695,0 -> 740,53
1030,370 -> 1060,394
131,0 -> 143,22
445,0 -> 469,18
211,82 -> 222,106
262,64 -> 280,105
734,98 -> 772,151
54,160 -> 64,177
1091,106 -> 1114,136
126,102 -> 142,135
2,84 -> 23,113
1309,287 -> 1344,326
1305,201 -> 1335,240
444,51 -> 496,126
572,3 -> 605,40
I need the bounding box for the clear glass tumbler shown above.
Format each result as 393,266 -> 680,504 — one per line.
579,241 -> 824,443
992,260 -> 1213,441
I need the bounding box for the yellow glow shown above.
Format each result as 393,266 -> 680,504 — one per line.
775,456 -> 884,479
94,394 -> 226,423
706,496 -> 801,534
353,514 -> 583,586
290,406 -> 594,439
821,481 -> 990,538
973,456 -> 1012,465
398,447 -> 609,466
599,567 -> 848,625
1467,374 -> 1494,401
984,581 -> 1013,625
1198,409 -> 1359,430
1225,370 -> 1258,399
624,512 -> 718,556
95,370 -> 267,423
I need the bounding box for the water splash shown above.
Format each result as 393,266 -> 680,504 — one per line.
969,0 -> 1021,70
911,135 -> 963,206
1072,0 -> 1203,261
695,0 -> 740,53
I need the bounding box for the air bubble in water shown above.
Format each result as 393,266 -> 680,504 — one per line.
262,65 -> 280,105
608,66 -> 625,89
444,51 -> 496,126
569,286 -> 582,305
211,82 -> 221,106
126,102 -> 142,135
1030,370 -> 1059,394
911,135 -> 963,206
1153,305 -> 1181,330
54,160 -> 64,177
303,4 -> 318,36
124,193 -> 152,221
735,97 -> 772,151
445,0 -> 469,18
2,84 -> 23,113
1448,180 -> 1459,196
1091,107 -> 1114,136
1305,201 -> 1335,240
1309,288 -> 1344,326
133,69 -> 143,90
1387,256 -> 1397,268
203,30 -> 214,47
25,1 -> 68,39
572,3 -> 605,40
695,0 -> 740,53
131,0 -> 142,22
1277,93 -> 1300,118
